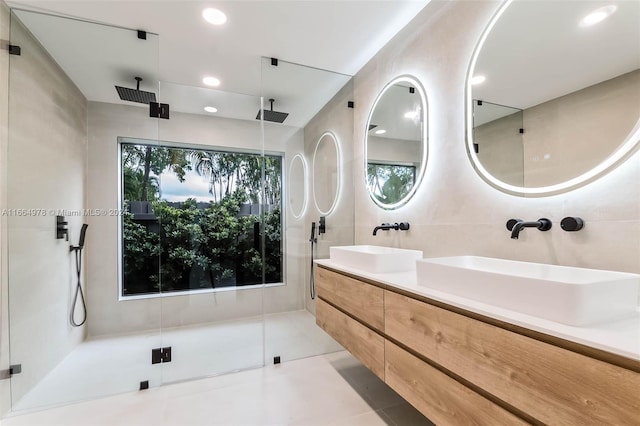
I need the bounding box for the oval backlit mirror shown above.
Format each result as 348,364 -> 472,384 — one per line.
365,76 -> 427,209
467,0 -> 640,196
313,132 -> 340,215
288,154 -> 307,218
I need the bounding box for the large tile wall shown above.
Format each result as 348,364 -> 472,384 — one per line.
350,1 -> 640,283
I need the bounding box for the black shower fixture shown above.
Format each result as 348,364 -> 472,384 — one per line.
115,76 -> 157,104
256,98 -> 289,123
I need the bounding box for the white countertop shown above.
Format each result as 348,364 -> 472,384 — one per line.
315,259 -> 640,361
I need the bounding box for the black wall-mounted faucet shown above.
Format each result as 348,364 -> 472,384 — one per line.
506,218 -> 552,239
372,222 -> 410,236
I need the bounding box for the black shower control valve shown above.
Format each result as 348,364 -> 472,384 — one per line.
561,217 -> 584,232
319,216 -> 326,234
56,215 -> 69,241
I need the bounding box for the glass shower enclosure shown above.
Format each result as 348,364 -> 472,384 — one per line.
4,7 -> 352,413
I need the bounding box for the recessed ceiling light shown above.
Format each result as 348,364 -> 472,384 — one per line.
202,76 -> 221,87
202,8 -> 227,25
404,110 -> 419,119
374,129 -> 387,135
580,5 -> 617,27
204,106 -> 218,113
470,75 -> 486,85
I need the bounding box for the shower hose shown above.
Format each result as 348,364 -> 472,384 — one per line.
309,236 -> 316,300
70,247 -> 87,327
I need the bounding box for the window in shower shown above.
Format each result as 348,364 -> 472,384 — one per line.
120,141 -> 283,297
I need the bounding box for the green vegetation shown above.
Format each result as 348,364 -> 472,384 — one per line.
367,163 -> 416,204
121,143 -> 282,296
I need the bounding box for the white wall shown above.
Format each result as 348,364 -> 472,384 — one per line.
523,69 -> 640,187
87,101 -> 305,337
352,1 -> 640,281
368,135 -> 421,165
4,16 -> 88,405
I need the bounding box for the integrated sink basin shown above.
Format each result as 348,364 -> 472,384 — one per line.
329,245 -> 423,273
416,256 -> 640,326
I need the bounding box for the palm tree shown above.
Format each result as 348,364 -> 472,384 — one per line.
122,144 -> 190,201
190,151 -> 281,205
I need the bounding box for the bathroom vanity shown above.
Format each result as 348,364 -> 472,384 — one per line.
314,262 -> 640,425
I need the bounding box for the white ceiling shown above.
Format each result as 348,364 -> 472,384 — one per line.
8,0 -> 430,128
473,0 -> 640,112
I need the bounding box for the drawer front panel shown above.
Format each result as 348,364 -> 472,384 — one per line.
316,298 -> 385,380
316,266 -> 384,331
384,290 -> 640,425
385,341 -> 527,426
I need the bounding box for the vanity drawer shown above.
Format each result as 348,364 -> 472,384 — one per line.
316,266 -> 384,331
316,298 -> 385,380
384,290 -> 640,425
385,341 -> 527,426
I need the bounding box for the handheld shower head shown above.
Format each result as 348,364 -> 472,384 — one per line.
70,224 -> 89,252
310,222 -> 316,243
78,224 -> 88,249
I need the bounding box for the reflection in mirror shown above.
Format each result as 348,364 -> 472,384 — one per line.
288,154 -> 307,218
366,76 -> 427,209
313,132 -> 340,215
473,100 -> 524,186
468,0 -> 640,195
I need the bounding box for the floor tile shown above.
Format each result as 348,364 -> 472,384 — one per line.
2,351 -> 431,426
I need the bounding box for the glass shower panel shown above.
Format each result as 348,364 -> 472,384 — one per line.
6,10 -> 161,411
472,100 -> 524,187
156,82 -> 266,384
260,58 -> 352,364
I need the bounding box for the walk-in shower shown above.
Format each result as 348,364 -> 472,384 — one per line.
4,7 -> 353,413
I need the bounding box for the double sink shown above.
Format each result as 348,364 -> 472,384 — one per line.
328,245 -> 640,327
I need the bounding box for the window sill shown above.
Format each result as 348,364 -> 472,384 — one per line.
119,281 -> 286,301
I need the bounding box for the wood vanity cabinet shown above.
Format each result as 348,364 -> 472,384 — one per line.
315,265 -> 640,426
315,266 -> 384,332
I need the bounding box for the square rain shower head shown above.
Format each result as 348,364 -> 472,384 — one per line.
256,109 -> 289,123
115,77 -> 156,105
115,85 -> 157,104
256,98 -> 289,123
